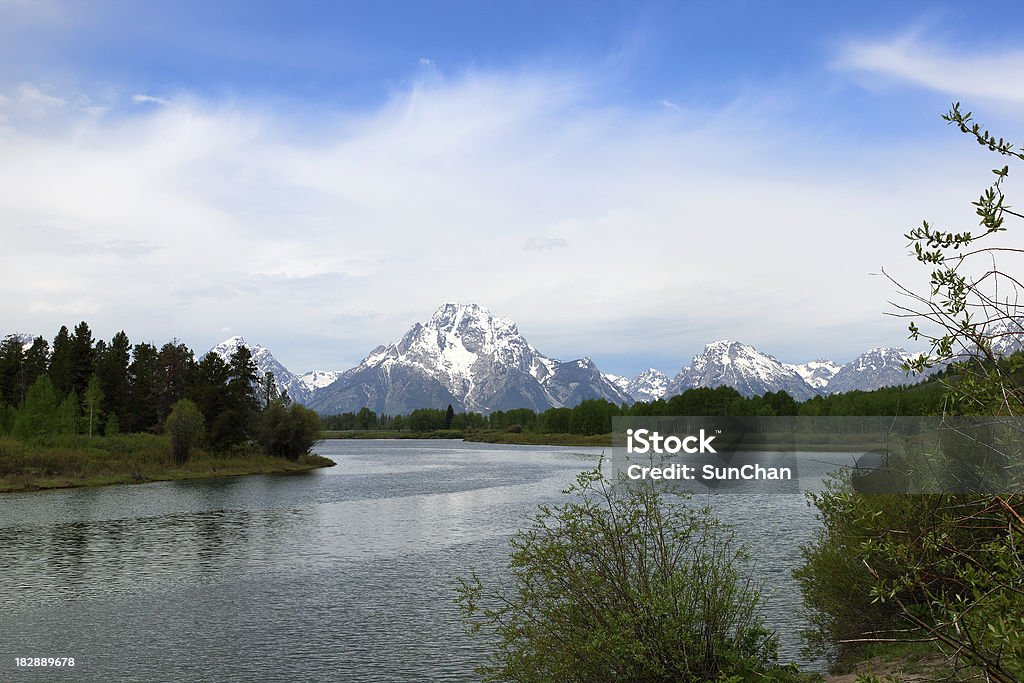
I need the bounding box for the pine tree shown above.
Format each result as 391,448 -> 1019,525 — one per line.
68,321 -> 96,397
188,351 -> 231,445
226,345 -> 260,428
23,337 -> 49,400
129,342 -> 160,432
0,335 -> 25,407
156,340 -> 195,421
97,331 -> 131,430
49,325 -> 73,395
258,371 -> 279,409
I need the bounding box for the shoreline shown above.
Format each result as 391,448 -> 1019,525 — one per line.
0,455 -> 335,494
0,432 -> 336,494
323,429 -> 885,451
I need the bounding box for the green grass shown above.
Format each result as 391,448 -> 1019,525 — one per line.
0,433 -> 335,493
321,429 -> 467,439
462,431 -> 611,446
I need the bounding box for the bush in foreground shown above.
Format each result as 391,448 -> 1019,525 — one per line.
259,399 -> 322,461
457,465 -> 799,682
165,399 -> 205,465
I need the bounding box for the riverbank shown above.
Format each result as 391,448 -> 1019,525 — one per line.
822,642 -> 963,682
0,433 -> 335,493
321,429 -> 612,446
322,429 -> 889,450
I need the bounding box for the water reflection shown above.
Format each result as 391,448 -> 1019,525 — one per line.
0,441 -> 827,680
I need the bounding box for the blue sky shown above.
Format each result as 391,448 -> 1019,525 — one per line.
2,1 -> 1024,377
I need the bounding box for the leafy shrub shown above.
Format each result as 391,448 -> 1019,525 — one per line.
258,400 -> 321,461
165,399 -> 205,465
457,465 -> 801,682
796,476 -> 1024,679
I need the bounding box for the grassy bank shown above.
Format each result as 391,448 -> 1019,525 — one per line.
463,431 -> 612,446
0,433 -> 335,493
321,429 -> 887,449
321,429 -> 467,440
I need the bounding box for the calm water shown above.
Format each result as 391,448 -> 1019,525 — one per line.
0,440 -> 849,680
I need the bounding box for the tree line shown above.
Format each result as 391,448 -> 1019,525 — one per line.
322,372 -> 952,436
0,322 -> 320,461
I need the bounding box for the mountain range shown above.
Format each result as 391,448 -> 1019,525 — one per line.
209,336 -> 340,406
304,303 -> 629,415
207,303 -> 943,414
10,303 -> 1017,414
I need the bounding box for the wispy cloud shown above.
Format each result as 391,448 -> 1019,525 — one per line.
523,236 -> 568,251
836,32 -> 1024,105
0,65 -> 987,371
132,94 -> 170,106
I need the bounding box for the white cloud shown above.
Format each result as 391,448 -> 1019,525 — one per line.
836,32 -> 1024,105
19,82 -> 65,106
0,68 -> 992,372
132,94 -> 170,106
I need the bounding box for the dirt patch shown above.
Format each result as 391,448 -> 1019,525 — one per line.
825,653 -> 955,682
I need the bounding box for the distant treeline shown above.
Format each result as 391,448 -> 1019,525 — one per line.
0,322 -> 319,460
323,371 -> 955,436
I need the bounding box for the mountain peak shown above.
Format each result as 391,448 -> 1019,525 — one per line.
616,368 -> 669,403
208,336 -> 315,405
210,335 -> 254,355
426,302 -> 519,337
671,339 -> 815,401
864,346 -> 907,356
308,303 -> 629,414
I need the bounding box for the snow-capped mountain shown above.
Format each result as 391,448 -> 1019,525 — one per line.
824,347 -> 925,394
308,303 -> 630,415
787,359 -> 843,390
209,336 -> 313,404
604,373 -> 630,393
1,333 -> 38,352
987,318 -> 1024,357
298,369 -> 341,392
666,340 -> 817,401
540,357 -> 632,408
613,368 -> 670,403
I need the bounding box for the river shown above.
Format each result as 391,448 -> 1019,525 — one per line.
0,439 -> 847,680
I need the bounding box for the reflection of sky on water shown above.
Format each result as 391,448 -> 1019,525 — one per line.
0,440 -> 828,679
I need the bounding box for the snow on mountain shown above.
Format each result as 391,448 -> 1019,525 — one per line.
1,333 -> 38,352
307,303 -> 631,415
824,347 -> 922,394
603,373 -> 630,393
666,340 -> 817,401
621,369 -> 670,403
540,357 -> 632,408
787,359 -> 842,390
298,369 -> 342,392
987,318 -> 1024,357
208,336 -> 312,404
